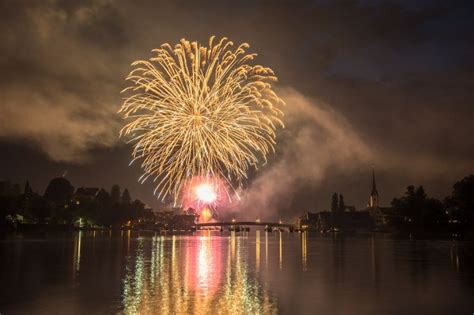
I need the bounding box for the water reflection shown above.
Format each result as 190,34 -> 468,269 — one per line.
122,238 -> 145,314
120,232 -> 277,314
370,237 -> 380,294
256,230 -> 261,271
279,232 -> 283,270
265,231 -> 269,267
2,232 -> 474,314
73,230 -> 82,276
450,243 -> 460,272
301,231 -> 307,271
186,233 -> 223,296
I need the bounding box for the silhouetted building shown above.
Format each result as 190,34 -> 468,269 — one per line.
296,212 -> 318,230
345,206 -> 356,212
171,214 -> 197,230
75,187 -> 99,200
298,210 -> 374,232
316,211 -> 373,232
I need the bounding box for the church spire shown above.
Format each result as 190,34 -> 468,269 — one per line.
368,165 -> 379,208
371,166 -> 377,195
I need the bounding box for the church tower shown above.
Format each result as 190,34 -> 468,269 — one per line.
368,167 -> 379,208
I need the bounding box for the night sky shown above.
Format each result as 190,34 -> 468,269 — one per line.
1,0 -> 473,219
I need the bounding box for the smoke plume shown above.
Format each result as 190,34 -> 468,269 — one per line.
226,88 -> 373,220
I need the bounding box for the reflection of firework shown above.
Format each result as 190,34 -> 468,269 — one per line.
119,36 -> 284,202
184,234 -> 223,295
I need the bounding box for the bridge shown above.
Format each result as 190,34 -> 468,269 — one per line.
196,221 -> 294,230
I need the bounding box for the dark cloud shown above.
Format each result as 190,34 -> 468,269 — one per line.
0,0 -> 127,161
0,0 -> 472,215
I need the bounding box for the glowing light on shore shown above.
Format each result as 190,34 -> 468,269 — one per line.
200,208 -> 213,222
119,36 -> 284,202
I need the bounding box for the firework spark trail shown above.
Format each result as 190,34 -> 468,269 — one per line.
119,36 -> 284,202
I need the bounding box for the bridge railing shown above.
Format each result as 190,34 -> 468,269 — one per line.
196,221 -> 294,228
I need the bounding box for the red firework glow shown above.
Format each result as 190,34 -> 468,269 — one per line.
182,176 -> 227,222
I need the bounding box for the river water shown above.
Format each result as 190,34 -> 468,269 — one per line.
0,231 -> 473,314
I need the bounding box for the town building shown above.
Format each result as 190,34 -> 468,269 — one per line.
74,187 -> 99,201
297,168 -> 395,232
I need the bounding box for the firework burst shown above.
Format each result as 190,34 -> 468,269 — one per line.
119,36 -> 284,202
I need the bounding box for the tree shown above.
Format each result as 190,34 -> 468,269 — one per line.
338,194 -> 345,213
30,194 -> 51,224
445,175 -> 474,226
24,181 -> 33,195
111,185 -> 121,203
96,188 -> 111,202
331,193 -> 338,212
0,194 -> 18,224
44,177 -> 74,204
10,183 -> 21,197
122,189 -> 131,204
391,185 -> 446,229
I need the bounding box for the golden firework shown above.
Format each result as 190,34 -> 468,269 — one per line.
119,36 -> 284,201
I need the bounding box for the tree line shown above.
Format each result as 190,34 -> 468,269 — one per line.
0,177 -> 151,228
390,174 -> 474,231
